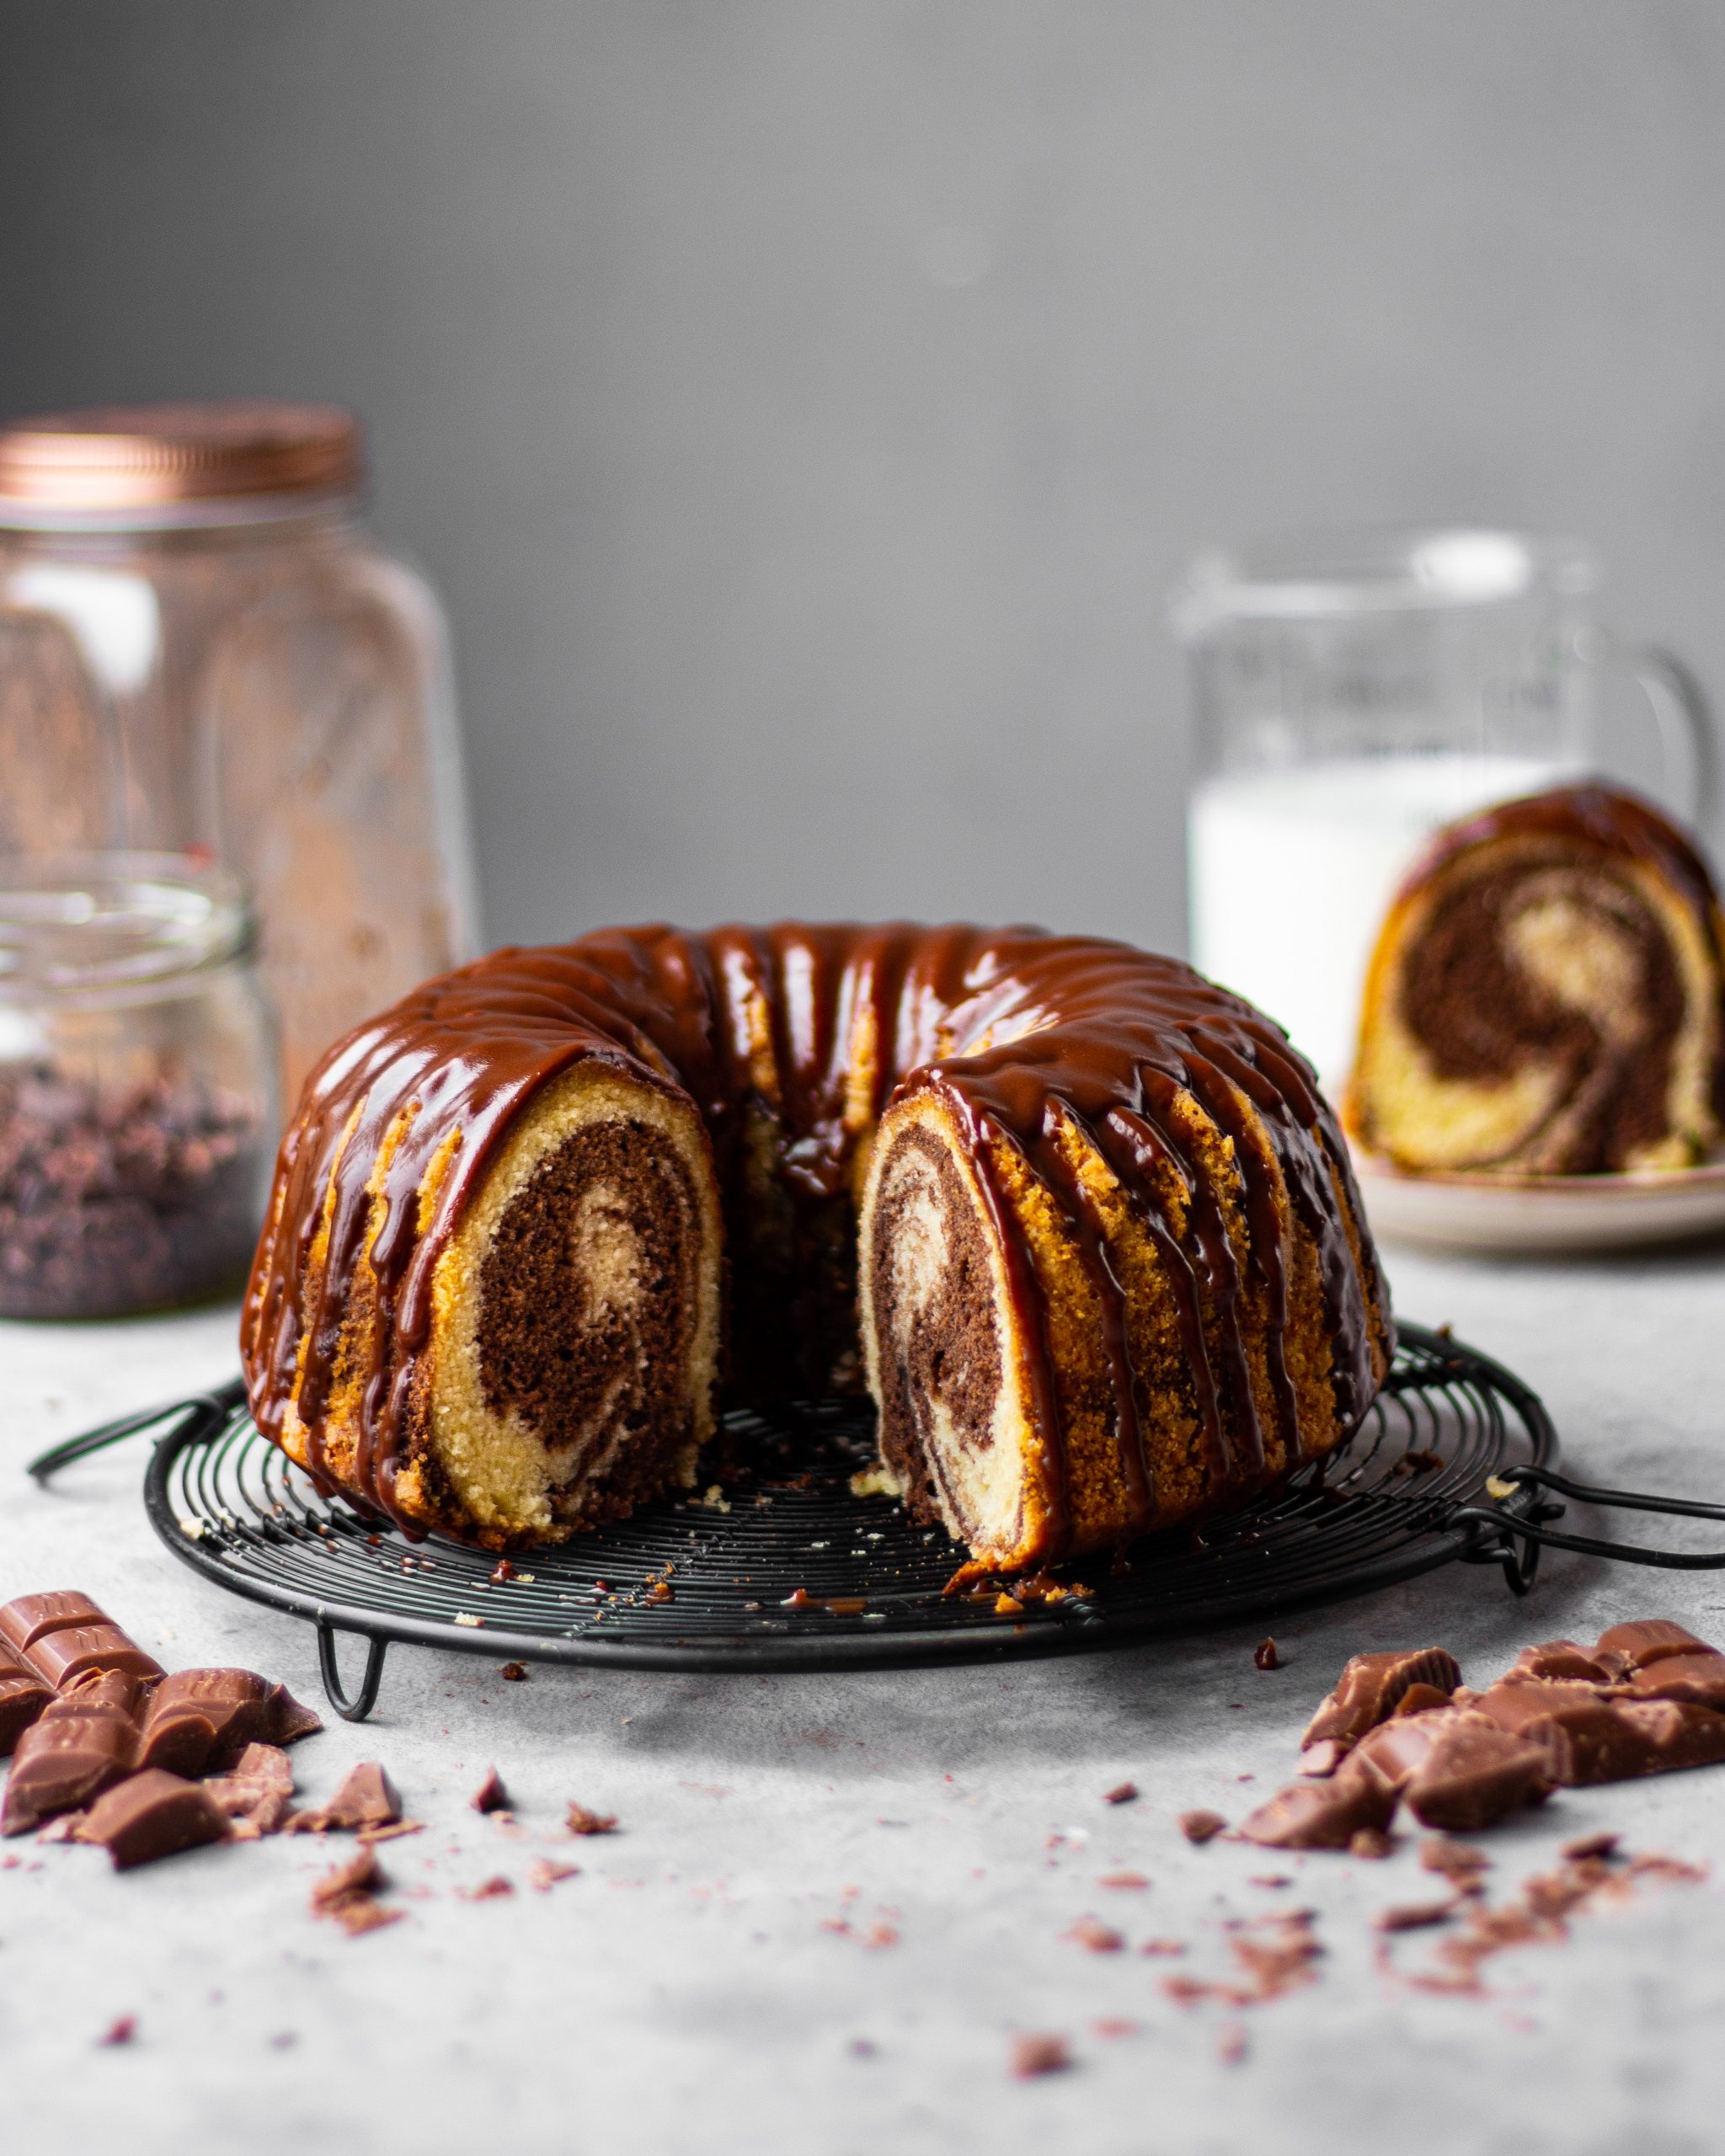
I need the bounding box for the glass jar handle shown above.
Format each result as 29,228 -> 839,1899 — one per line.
1622,643 -> 1717,835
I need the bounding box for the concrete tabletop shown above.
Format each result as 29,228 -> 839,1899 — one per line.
4,1239 -> 1724,2156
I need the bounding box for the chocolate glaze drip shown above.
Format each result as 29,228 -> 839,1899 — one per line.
243,926 -> 1390,1550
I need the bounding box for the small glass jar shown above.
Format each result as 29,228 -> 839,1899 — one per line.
0,853 -> 276,1319
0,401 -> 477,1106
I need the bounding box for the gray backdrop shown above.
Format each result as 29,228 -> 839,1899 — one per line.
2,0 -> 1722,953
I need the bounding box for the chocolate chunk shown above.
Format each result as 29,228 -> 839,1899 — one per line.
471,1767 -> 510,1815
0,1591 -> 110,1657
78,1769 -> 227,1870
311,1844 -> 383,1908
25,1625 -> 163,1690
266,1683 -> 323,1745
0,1656 -> 51,1757
1562,1831 -> 1621,1862
567,1802 -> 618,1836
137,1668 -> 279,1774
290,1761 -> 401,1832
1511,1639 -> 1614,1684
205,1744 -> 296,1834
1102,1781 -> 1139,1806
1403,1724 -> 1551,1831
1616,1699 -> 1725,1773
3,1710 -> 137,1833
1239,1762 -> 1397,1850
1254,1638 -> 1281,1671
40,1668 -> 147,1724
1300,1647 -> 1461,1758
1351,1708 -> 1463,1788
1470,1680 -> 1658,1786
1592,1619 -> 1708,1673
1621,1652 -> 1725,1711
1391,1683 -> 1455,1719
1178,1809 -> 1227,1844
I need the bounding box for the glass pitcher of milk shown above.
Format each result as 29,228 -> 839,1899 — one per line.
1174,530 -> 1714,1088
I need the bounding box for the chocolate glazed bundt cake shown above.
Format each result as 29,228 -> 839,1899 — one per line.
1347,787 -> 1725,1177
242,926 -> 1392,1574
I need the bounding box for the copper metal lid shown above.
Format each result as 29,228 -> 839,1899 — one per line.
0,400 -> 365,514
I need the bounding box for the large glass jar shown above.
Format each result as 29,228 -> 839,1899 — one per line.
0,401 -> 477,1104
0,854 -> 276,1319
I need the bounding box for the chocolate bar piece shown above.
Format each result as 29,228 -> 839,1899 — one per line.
25,1625 -> 163,1690
1240,1759 -> 1398,1849
0,1591 -> 110,1658
1593,1619 -> 1707,1673
290,1761 -> 401,1833
78,1769 -> 228,1870
1620,1652 -> 1725,1712
1300,1646 -> 1461,1765
1402,1723 -> 1551,1831
40,1669 -> 148,1725
0,1652 -> 51,1757
1510,1639 -> 1614,1684
206,1744 -> 295,1834
3,1710 -> 138,1833
137,1668 -> 278,1774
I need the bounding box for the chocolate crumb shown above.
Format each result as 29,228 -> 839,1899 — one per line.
1420,1838 -> 1491,1887
97,2015 -> 136,2047
1102,1780 -> 1139,1806
567,1802 -> 618,1836
1010,2032 -> 1071,2079
528,1858 -> 579,1891
1098,1870 -> 1150,1889
1562,1831 -> 1621,1862
471,1767 -> 510,1815
1218,2022 -> 1250,2066
462,1875 -> 515,1901
499,1662 -> 528,1681
1255,1638 -> 1282,1671
1140,1938 -> 1186,1956
1179,1809 -> 1227,1844
1065,1916 -> 1125,1953
489,1560 -> 515,1586
1376,1900 -> 1456,1933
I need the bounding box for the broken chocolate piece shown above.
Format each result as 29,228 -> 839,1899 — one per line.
205,1743 -> 296,1833
1300,1647 -> 1461,1758
567,1802 -> 618,1836
1376,1900 -> 1455,1933
1239,1764 -> 1397,1851
1470,1679 -> 1659,1786
1102,1781 -> 1138,1806
291,1761 -> 401,1832
0,1647 -> 51,1756
41,1668 -> 147,1724
25,1625 -> 163,1691
471,1767 -> 510,1815
1403,1724 -> 1551,1832
3,1709 -> 137,1833
265,1683 -> 323,1744
1616,1699 -> 1725,1774
1620,1652 -> 1725,1711
0,1591 -> 110,1658
78,1769 -> 227,1870
1391,1683 -> 1454,1719
1254,1638 -> 1281,1671
1511,1639 -> 1614,1684
136,1668 -> 280,1775
1592,1619 -> 1706,1673
1178,1809 -> 1227,1844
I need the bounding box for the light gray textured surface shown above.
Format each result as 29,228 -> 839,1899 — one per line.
3,1238 -> 1725,2156
3,2 -> 1725,953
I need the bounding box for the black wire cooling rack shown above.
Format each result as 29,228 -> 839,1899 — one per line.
40,1321 -> 1657,1720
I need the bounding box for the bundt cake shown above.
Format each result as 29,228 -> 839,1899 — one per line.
1347,786 -> 1725,1176
242,926 -> 1392,1573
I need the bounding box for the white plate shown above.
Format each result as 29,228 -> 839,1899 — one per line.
1349,1146 -> 1725,1255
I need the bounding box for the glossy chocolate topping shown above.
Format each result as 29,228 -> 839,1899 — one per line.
242,925 -> 1388,1545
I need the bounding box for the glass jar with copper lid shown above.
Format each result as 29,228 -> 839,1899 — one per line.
0,400 -> 477,1105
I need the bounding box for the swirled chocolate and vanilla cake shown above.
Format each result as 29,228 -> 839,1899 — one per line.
243,926 -> 1391,1572
1347,786 -> 1725,1176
